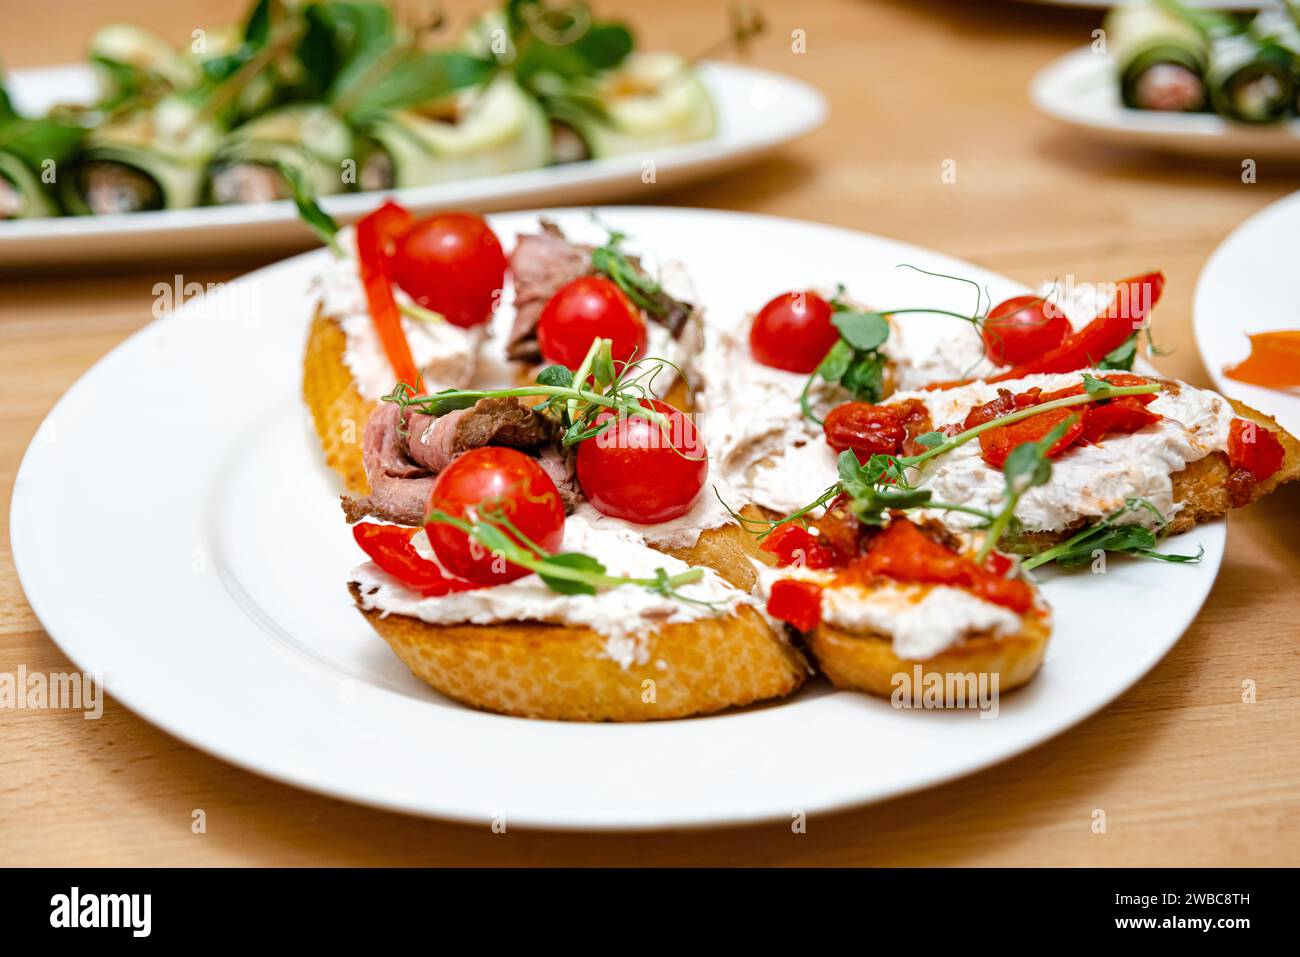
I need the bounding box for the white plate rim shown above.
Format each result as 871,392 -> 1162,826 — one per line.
0,61 -> 827,264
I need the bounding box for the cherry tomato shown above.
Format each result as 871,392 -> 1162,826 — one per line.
425,447 -> 565,585
749,291 -> 839,373
981,295 -> 1071,366
390,213 -> 507,328
537,276 -> 647,369
576,398 -> 707,524
352,523 -> 480,597
823,402 -> 905,462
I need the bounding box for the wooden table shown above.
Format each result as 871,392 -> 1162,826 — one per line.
3,0 -> 1298,866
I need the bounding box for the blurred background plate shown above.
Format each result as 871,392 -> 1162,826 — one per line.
0,61 -> 826,267
1032,46 -> 1300,159
1193,189 -> 1300,436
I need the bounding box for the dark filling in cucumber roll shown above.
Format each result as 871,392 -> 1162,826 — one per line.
208,161 -> 292,205
550,120 -> 589,164
359,148 -> 395,192
1220,64 -> 1295,122
0,173 -> 23,219
75,161 -> 164,214
1132,63 -> 1206,112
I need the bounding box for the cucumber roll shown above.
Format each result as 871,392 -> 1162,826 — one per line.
62,96 -> 222,214
1207,29 -> 1297,123
359,75 -> 550,189
0,152 -> 58,219
90,24 -> 199,108
1105,4 -> 1209,112
207,104 -> 353,204
545,52 -> 716,160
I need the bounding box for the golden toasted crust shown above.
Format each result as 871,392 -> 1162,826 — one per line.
808,612 -> 1051,699
302,311 -> 375,495
658,516 -> 770,592
351,584 -> 807,721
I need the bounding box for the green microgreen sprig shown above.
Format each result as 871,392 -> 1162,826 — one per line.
1020,498 -> 1204,570
424,506 -> 720,605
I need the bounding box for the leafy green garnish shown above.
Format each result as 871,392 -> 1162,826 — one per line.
1098,334 -> 1138,371
800,288 -> 893,423
424,506 -> 715,603
283,164 -> 341,254
1020,499 -> 1204,570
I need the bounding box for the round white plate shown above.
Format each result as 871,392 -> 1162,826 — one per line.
0,62 -> 825,267
11,207 -> 1224,830
1031,47 -> 1300,160
1193,189 -> 1300,436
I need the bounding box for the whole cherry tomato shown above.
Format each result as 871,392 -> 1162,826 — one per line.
749,291 -> 839,373
576,398 -> 707,524
823,402 -> 906,461
537,276 -> 647,369
390,213 -> 507,328
980,295 -> 1071,367
425,447 -> 566,585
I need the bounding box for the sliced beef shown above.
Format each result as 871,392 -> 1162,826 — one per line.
341,397 -> 564,525
341,402 -> 437,526
506,219 -> 698,360
507,221 -> 593,361
405,397 -> 555,473
537,445 -> 582,513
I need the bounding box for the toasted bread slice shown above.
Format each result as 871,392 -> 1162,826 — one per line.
303,311 -> 374,495
350,583 -> 807,721
808,612 -> 1051,699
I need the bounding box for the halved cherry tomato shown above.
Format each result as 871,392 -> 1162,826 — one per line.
978,408 -> 1085,469
823,402 -> 905,462
576,398 -> 707,524
842,520 -> 1034,614
749,291 -> 840,373
766,579 -> 824,632
356,202 -> 422,394
1228,418 -> 1286,482
537,276 -> 647,369
981,295 -> 1071,366
760,524 -> 841,569
352,523 -> 480,596
425,447 -> 566,585
390,213 -> 507,328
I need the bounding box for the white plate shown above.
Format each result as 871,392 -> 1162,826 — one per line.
10,207 -> 1225,830
1031,46 -> 1300,160
1193,189 -> 1300,435
0,62 -> 826,266
1015,0 -> 1260,8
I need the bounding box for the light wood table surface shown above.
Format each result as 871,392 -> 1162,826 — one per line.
3,0 -> 1298,866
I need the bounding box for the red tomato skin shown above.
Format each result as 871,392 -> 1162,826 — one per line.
981,295 -> 1071,366
1077,398 -> 1160,445
536,276 -> 647,369
351,523 -> 480,596
823,402 -> 906,461
749,291 -> 839,373
391,213 -> 507,328
760,524 -> 841,569
978,408 -> 1085,469
425,448 -> 565,585
1228,418 -> 1286,482
766,579 -> 824,632
576,399 -> 707,524
842,520 -> 1034,615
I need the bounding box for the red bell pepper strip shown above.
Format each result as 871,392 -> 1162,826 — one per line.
352,523 -> 480,596
766,579 -> 824,632
1227,418 -> 1286,482
355,202 -> 423,396
986,272 -> 1164,383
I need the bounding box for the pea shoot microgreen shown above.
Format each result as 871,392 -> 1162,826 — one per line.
425,506 -> 721,605
1019,499 -> 1203,570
